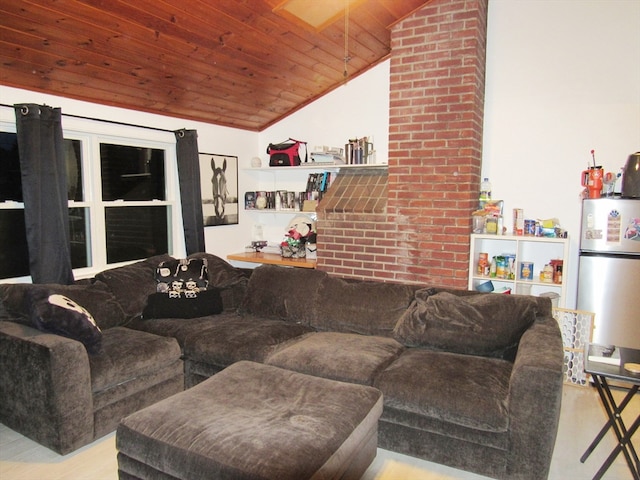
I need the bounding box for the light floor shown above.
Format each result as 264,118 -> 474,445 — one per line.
0,383 -> 637,480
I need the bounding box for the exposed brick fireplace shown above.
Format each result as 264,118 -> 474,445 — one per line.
316,0 -> 488,287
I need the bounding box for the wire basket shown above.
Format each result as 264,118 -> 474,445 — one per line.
280,244 -> 306,258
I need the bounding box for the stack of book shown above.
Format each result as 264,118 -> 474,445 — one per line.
587,345 -> 621,366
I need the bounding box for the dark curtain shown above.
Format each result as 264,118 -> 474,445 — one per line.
174,129 -> 205,255
14,104 -> 74,284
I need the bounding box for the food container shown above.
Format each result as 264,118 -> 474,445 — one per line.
494,256 -> 507,279
486,217 -> 498,234
503,253 -> 516,279
519,261 -> 534,280
475,280 -> 494,292
540,291 -> 560,308
477,252 -> 489,275
524,219 -> 536,236
493,287 -> 512,294
513,208 -> 524,235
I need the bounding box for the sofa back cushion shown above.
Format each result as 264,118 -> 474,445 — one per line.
393,290 -> 539,358
186,253 -> 250,311
239,264 -> 327,324
310,276 -> 419,337
0,281 -> 126,330
94,254 -> 174,318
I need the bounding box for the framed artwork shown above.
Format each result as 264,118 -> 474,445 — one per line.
199,153 -> 238,226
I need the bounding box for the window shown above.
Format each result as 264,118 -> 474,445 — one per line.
0,133 -> 86,278
100,143 -> 169,264
0,119 -> 178,281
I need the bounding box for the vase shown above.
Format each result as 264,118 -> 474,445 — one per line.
305,243 -> 317,259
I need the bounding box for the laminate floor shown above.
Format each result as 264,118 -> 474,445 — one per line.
1,383 -> 637,479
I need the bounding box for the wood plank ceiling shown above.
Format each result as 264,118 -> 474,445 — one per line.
0,0 -> 429,131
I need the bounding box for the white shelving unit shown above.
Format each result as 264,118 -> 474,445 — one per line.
468,234 -> 570,307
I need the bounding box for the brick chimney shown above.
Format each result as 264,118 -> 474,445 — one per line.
316,0 -> 488,287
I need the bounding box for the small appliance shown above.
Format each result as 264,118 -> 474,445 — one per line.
581,166 -> 604,199
621,151 -> 640,198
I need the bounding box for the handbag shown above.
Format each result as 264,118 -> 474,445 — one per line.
267,138 -> 307,167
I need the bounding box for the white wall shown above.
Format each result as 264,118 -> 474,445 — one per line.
2,0 -> 638,302
482,0 -> 640,307
258,60 -> 390,165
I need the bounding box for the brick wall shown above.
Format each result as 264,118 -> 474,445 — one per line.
317,0 -> 488,286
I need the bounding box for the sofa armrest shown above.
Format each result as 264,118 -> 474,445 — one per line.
0,321 -> 94,454
506,315 -> 564,480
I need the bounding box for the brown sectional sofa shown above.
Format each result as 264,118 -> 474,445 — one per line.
0,253 -> 564,480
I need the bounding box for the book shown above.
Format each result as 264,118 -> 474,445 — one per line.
588,345 -> 621,366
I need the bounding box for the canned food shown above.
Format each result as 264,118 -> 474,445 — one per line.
519,261 -> 534,280
524,219 -> 536,236
477,253 -> 489,276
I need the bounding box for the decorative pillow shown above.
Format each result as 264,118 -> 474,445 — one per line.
393,291 -> 538,357
142,288 -> 223,319
26,288 -> 102,354
0,282 -> 126,330
155,258 -> 209,294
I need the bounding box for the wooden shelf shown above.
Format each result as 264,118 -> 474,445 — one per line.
227,252 -> 316,269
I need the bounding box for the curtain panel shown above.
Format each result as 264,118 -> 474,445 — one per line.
174,129 -> 205,255
14,104 -> 74,284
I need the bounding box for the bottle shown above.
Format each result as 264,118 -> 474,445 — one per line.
542,264 -> 554,283
477,253 -> 489,276
479,178 -> 492,208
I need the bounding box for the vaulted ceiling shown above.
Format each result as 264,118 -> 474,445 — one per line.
1,0 -> 429,131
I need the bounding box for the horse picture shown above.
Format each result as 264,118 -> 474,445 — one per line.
199,153 -> 238,226
211,157 -> 228,220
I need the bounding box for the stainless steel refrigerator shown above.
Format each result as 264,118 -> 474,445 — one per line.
577,198 -> 640,348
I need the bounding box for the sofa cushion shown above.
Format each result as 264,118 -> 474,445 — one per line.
266,332 -> 405,385
0,282 -> 126,330
310,276 -> 418,336
141,288 -> 223,320
393,291 -> 538,357
184,314 -> 314,368
26,288 -> 102,354
374,348 -> 512,432
89,327 -> 181,393
127,312 -> 240,349
240,264 -> 327,324
94,254 -> 174,318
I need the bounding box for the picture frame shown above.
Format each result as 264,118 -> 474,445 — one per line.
199,153 -> 238,226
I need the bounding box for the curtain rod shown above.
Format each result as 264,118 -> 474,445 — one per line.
0,102 -> 178,134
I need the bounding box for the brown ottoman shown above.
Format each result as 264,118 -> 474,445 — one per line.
116,361 -> 383,480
